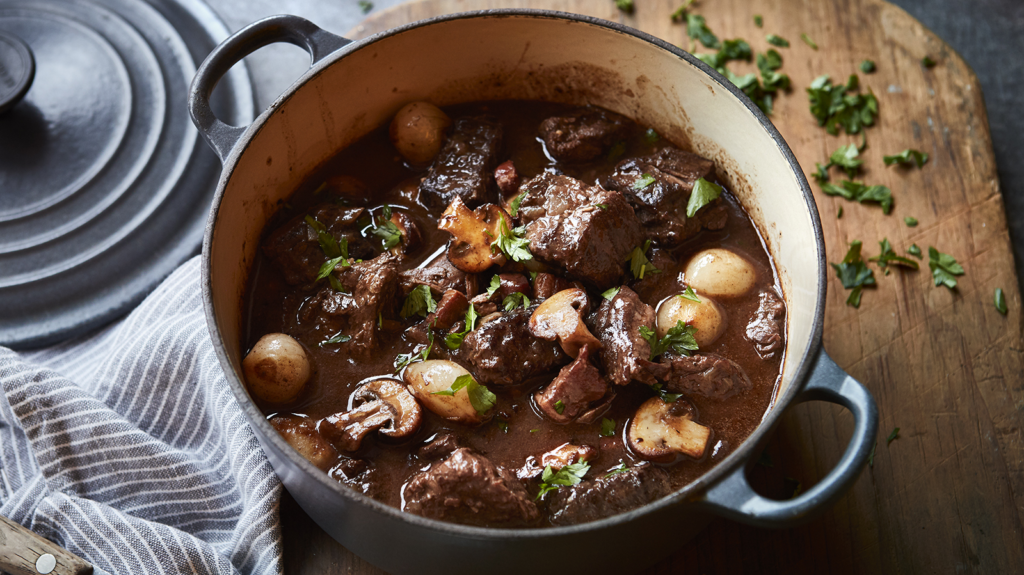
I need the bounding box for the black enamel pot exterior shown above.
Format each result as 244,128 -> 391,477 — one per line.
189,11 -> 878,575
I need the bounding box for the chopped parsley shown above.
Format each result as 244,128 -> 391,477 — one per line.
687,177 -> 723,217
640,320 -> 699,359
316,256 -> 348,282
319,332 -> 351,347
371,208 -> 403,249
600,418 -> 616,437
394,332 -> 433,372
601,286 -> 621,301
401,284 -> 437,319
837,206 -> 843,218
604,462 -> 630,477
807,74 -> 878,135
679,285 -> 701,302
358,0 -> 373,14
670,0 -> 695,23
928,247 -> 964,290
328,273 -> 346,293
491,215 -> 533,262
860,60 -> 876,73
766,34 -> 790,48
486,275 -> 501,298
884,149 -> 929,168
554,400 -> 566,415
756,49 -> 790,92
754,14 -> 763,27
536,462 -> 590,500
444,305 -> 479,350
908,244 -> 922,258
594,203 -> 608,210
921,55 -> 936,68
614,0 -> 634,14
649,383 -> 683,403
643,128 -> 660,144
904,217 -> 918,227
432,373 -> 496,417
509,190 -> 528,217
820,180 -> 893,214
813,163 -> 831,183
502,291 -> 531,312
828,143 -> 864,178
305,215 -> 348,260
801,33 -> 818,50
886,427 -> 900,445
686,14 -> 720,49
627,240 -> 660,280
869,238 -> 919,271
995,288 -> 1008,315
633,173 -> 657,190
831,240 -> 876,308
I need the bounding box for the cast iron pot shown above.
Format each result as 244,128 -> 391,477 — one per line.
189,11 -> 878,575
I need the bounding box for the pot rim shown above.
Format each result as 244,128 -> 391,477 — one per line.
201,8 -> 826,539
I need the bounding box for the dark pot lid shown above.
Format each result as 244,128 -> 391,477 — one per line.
0,0 -> 253,349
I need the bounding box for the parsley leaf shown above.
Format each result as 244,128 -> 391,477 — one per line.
509,190 -> 528,217
432,373 -> 496,417
829,143 -> 864,178
358,0 -> 373,14
922,55 -> 936,68
643,128 -> 660,144
830,240 -> 876,308
536,462 -> 590,500
908,244 -> 922,258
401,284 -> 437,319
686,14 -> 720,49
594,203 -> 608,210
754,14 -> 763,27
640,320 -> 699,359
807,74 -> 878,135
995,288 -> 1008,315
820,180 -> 893,214
687,177 -> 723,217
316,256 -> 347,282
860,60 -> 876,73
633,173 -> 657,190
554,400 -> 565,414
371,208 -> 403,249
869,238 -> 920,271
928,247 -> 964,289
887,427 -> 900,445
305,215 -> 347,259
394,331 -> 433,372
486,275 -> 501,298
649,383 -> 683,403
719,39 -> 752,62
627,239 -> 660,280
679,285 -> 701,302
319,332 -> 351,347
801,33 -> 818,50
884,149 -> 929,168
328,273 -> 346,293
766,34 -> 790,47
444,305 -> 479,350
604,462 -> 630,477
838,206 -> 843,218
601,286 -> 621,301
614,0 -> 634,14
491,215 -> 533,262
600,418 -> 616,437
812,162 -> 831,183
502,291 -> 531,312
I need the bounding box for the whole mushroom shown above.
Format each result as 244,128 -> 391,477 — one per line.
242,333 -> 311,404
319,379 -> 422,452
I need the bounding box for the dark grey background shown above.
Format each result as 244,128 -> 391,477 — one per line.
205,0 -> 1024,293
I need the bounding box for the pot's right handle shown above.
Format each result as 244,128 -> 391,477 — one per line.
700,349 -> 878,527
187,15 -> 352,163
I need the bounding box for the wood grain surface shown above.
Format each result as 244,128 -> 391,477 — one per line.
280,0 -> 1024,573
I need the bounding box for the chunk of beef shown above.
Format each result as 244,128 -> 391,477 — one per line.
262,204 -> 368,285
459,306 -> 570,386
629,246 -> 679,300
745,290 -> 786,359
589,286 -> 658,386
419,116 -> 503,209
534,345 -> 610,423
654,353 -> 753,400
417,432 -> 461,462
471,274 -> 532,306
601,147 -> 725,247
538,107 -> 630,163
546,462 -> 672,526
518,173 -> 643,291
517,443 -> 599,480
425,290 -> 470,330
494,160 -> 520,196
399,255 -> 478,298
403,448 -> 540,527
302,254 -> 399,357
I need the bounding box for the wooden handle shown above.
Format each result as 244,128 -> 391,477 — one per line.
0,515 -> 92,575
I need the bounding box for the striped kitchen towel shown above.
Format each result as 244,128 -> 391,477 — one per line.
0,256 -> 282,575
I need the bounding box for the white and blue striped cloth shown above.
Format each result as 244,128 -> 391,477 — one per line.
0,256 -> 282,575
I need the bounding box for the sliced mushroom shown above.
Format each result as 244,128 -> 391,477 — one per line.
529,288 -> 602,357
517,442 -> 599,480
320,379 -> 422,452
242,333 -> 311,404
389,101 -> 451,165
628,397 -> 710,462
388,211 -> 422,255
270,414 -> 340,471
683,248 -> 757,298
438,197 -> 510,273
404,360 -> 489,424
656,291 -> 727,348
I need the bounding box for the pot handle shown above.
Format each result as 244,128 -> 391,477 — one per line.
699,348 -> 878,527
187,15 -> 352,163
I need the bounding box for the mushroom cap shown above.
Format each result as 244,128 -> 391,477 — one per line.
529,288 -> 601,357
628,397 -> 711,462
242,333 -> 311,404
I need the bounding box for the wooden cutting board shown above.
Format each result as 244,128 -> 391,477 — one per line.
279,1 -> 1024,573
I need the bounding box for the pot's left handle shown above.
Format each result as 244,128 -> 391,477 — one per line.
188,15 -> 352,163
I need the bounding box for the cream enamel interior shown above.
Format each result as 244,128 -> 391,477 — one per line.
209,14 -> 820,421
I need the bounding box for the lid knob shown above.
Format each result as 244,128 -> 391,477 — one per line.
0,30 -> 35,114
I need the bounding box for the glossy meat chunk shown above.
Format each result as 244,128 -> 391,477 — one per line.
601,147 -> 725,247
459,306 -> 569,386
518,173 -> 643,291
589,286 -> 658,386
419,116 -> 503,208
745,290 -> 786,359
534,345 -> 610,423
399,255 -> 478,298
546,462 -> 672,526
403,448 -> 540,526
538,106 -> 630,163
262,204 -> 368,285
653,353 -> 753,400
